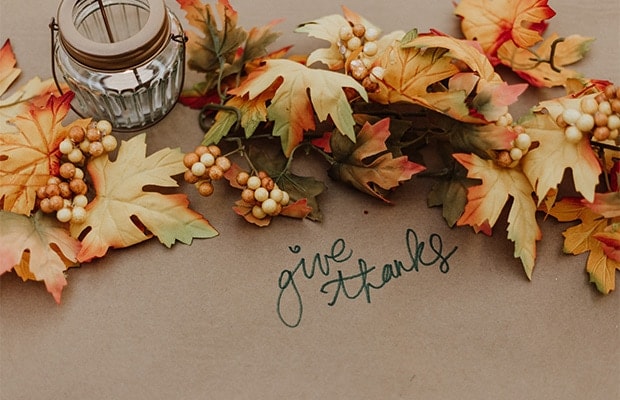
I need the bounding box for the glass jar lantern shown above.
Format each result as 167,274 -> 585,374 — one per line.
52,0 -> 186,131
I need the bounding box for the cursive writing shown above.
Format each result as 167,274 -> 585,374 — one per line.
276,228 -> 457,328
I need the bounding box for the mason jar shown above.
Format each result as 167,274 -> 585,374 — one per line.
52,0 -> 186,131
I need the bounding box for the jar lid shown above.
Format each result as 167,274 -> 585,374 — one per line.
57,0 -> 170,71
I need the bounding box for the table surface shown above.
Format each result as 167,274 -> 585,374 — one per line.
1,1 -> 619,399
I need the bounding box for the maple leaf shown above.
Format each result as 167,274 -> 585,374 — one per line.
201,83 -> 278,145
0,92 -> 85,215
594,223 -> 620,262
547,198 -> 620,293
328,118 -> 425,203
454,153 -> 542,278
0,40 -> 20,97
520,95 -> 602,203
178,0 -> 247,82
497,33 -> 594,88
0,39 -> 68,133
454,0 -> 556,63
371,33 -> 526,124
69,133 -> 218,262
0,210 -> 81,303
400,34 -> 528,122
229,59 -> 368,156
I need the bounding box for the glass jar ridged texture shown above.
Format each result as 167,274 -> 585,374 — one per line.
54,0 -> 185,131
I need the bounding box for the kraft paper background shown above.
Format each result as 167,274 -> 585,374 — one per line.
1,1 -> 619,399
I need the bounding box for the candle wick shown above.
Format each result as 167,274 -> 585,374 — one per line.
97,0 -> 115,43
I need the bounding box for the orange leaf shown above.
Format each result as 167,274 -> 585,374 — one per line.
455,0 -> 556,63
497,33 -> 594,88
229,59 -> 367,156
548,198 -> 620,293
329,118 -> 425,203
0,39 -> 20,97
0,210 -> 81,303
69,133 -> 218,262
0,40 -> 69,133
0,92 -> 82,215
372,33 -> 526,123
454,153 -> 541,278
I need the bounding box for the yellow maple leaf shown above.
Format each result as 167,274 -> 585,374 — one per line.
228,59 -> 368,156
548,198 -> 620,293
0,210 -> 81,303
69,133 -> 218,262
520,95 -> 602,203
454,152 -> 542,278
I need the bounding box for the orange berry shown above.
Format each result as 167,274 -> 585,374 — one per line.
183,152 -> 199,169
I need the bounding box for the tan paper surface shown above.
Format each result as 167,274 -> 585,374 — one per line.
1,1 -> 619,399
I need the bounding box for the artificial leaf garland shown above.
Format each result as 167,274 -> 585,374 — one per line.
1,0 -> 619,300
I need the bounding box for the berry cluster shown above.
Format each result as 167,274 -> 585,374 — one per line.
236,171 -> 290,220
38,119 -> 117,223
496,124 -> 533,168
182,145 -> 231,196
337,22 -> 385,92
59,120 -> 117,163
557,84 -> 620,144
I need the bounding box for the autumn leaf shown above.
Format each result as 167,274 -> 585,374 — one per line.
455,0 -> 556,63
0,92 -> 85,215
229,59 -> 368,156
201,83 -> 277,145
328,118 -> 425,203
0,210 -> 81,303
178,0 -> 246,75
547,198 -> 620,293
69,133 -> 218,262
594,223 -> 620,262
519,96 -> 602,203
497,33 -> 594,88
371,33 -> 526,124
427,169 -> 478,228
399,34 -> 528,122
0,39 -> 69,133
454,153 -> 542,278
0,39 -> 20,97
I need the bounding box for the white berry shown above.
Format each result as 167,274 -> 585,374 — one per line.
514,133 -> 532,151
191,162 -> 207,177
254,187 -> 269,202
261,198 -> 278,215
561,108 -> 581,125
71,206 -> 87,223
59,138 -> 74,154
200,152 -> 215,167
56,207 -> 72,223
564,126 -> 583,143
73,194 -> 88,208
509,147 -> 523,161
576,113 -> 595,132
247,176 -> 261,190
